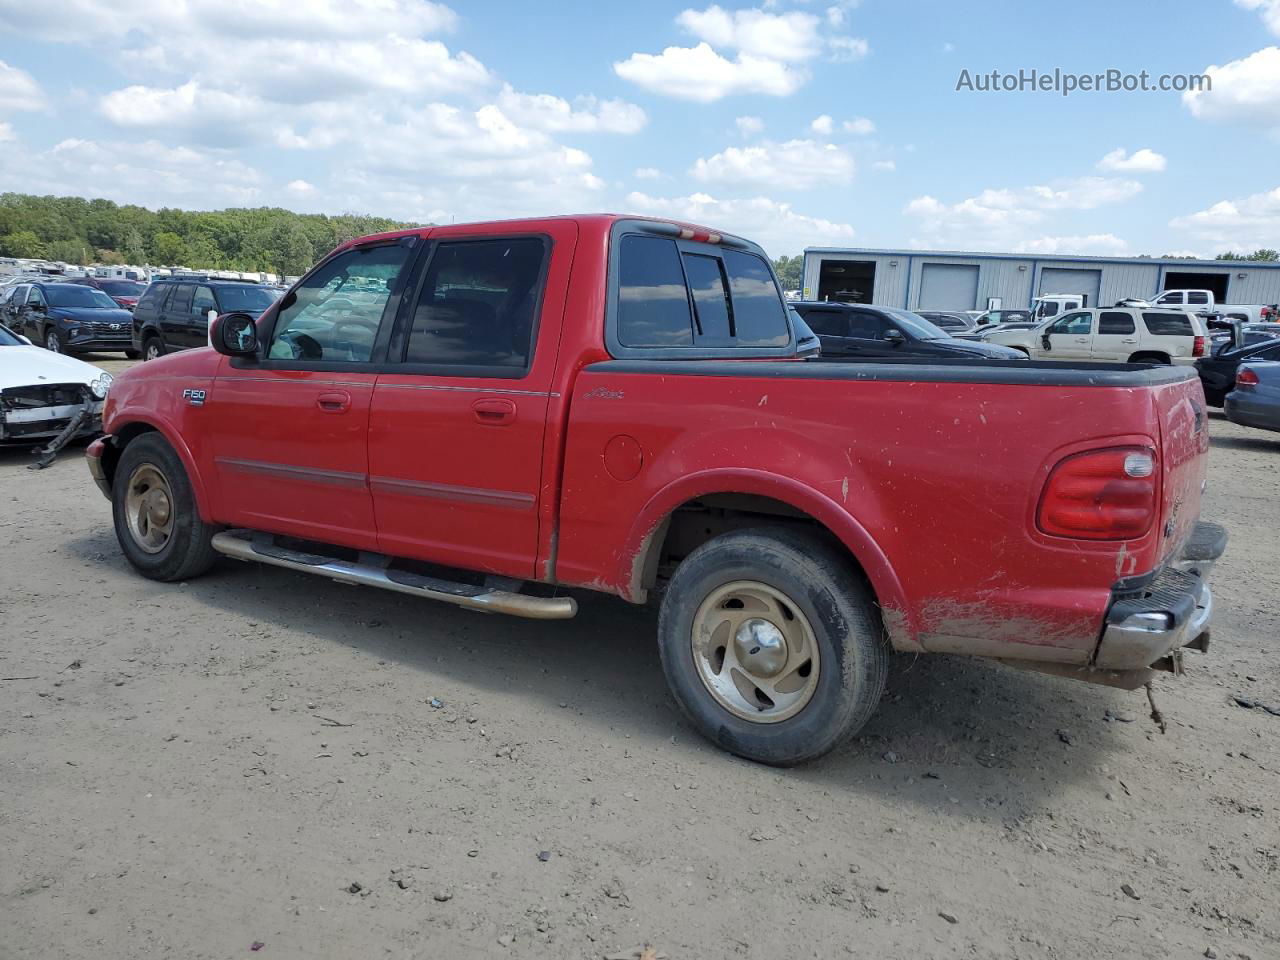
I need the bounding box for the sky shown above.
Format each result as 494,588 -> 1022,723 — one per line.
0,0 -> 1278,259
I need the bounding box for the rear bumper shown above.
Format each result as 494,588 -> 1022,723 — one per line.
1093,521 -> 1226,671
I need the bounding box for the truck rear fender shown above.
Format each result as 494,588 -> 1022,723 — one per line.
620,468 -> 920,651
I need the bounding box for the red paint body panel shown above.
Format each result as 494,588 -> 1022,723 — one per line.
100,214 -> 1210,665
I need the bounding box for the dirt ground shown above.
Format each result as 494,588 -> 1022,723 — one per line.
2,354 -> 1278,960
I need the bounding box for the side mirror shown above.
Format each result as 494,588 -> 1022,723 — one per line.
211,312 -> 259,358
885,329 -> 905,345
18,334 -> 31,345
1041,334 -> 1052,350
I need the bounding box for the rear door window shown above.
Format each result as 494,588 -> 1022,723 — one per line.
617,235 -> 693,347
1187,291 -> 1210,306
1143,312 -> 1194,336
168,284 -> 194,316
799,308 -> 849,337
1099,311 -> 1136,335
403,237 -> 547,370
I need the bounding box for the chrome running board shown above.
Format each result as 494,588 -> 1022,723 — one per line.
211,530 -> 577,620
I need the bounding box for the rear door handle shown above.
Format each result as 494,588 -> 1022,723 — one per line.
1122,338 -> 1138,344
473,398 -> 517,426
317,391 -> 351,414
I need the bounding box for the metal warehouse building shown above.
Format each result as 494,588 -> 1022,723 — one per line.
800,248 -> 1280,312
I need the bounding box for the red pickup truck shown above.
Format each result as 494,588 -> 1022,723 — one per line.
86,214 -> 1225,765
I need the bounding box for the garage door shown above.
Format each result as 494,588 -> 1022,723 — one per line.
918,263 -> 979,310
1039,268 -> 1102,308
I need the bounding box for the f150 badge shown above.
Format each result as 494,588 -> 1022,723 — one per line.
182,388 -> 207,407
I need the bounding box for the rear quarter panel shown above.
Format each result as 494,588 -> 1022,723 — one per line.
556,365 -> 1184,663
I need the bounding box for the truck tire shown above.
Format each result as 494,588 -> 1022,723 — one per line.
1128,352 -> 1170,365
112,432 -> 219,582
657,527 -> 888,766
143,336 -> 165,361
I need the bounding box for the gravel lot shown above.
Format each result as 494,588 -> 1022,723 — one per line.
2,355 -> 1278,960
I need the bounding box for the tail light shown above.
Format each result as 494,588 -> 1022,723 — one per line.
1038,447 -> 1157,541
1237,367 -> 1260,388
1192,335 -> 1206,357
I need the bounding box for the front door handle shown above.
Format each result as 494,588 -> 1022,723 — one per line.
317,391 -> 351,414
473,398 -> 517,426
1075,337 -> 1090,343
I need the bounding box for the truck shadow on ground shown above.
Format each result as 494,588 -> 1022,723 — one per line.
1209,433 -> 1280,453
61,526 -> 1130,815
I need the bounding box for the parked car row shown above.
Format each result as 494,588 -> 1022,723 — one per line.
0,275 -> 280,359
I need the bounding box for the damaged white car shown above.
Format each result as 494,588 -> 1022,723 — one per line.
0,322 -> 111,448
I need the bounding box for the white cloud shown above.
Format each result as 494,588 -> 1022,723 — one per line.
904,177 -> 1143,248
1012,234 -> 1129,255
634,167 -> 663,180
810,114 -> 834,135
0,137 -> 264,209
942,41 -> 956,53
692,139 -> 854,189
872,159 -> 895,171
1170,186 -> 1280,252
676,4 -> 825,61
0,60 -> 45,112
286,179 -> 316,195
1183,46 -> 1280,128
736,115 -> 765,136
842,116 -> 874,135
614,43 -> 806,101
495,85 -> 646,134
0,0 -> 457,42
1096,147 -> 1167,173
1236,0 -> 1280,34
625,190 -> 854,255
615,5 -> 866,101
0,122 -> 13,142
827,36 -> 870,61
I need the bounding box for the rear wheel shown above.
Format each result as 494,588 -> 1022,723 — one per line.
657,527 -> 888,766
143,336 -> 165,361
112,433 -> 218,581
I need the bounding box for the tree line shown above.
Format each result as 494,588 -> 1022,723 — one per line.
0,193 -> 415,277
2,192 -> 1272,283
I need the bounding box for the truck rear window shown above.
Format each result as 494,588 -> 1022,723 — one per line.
616,235 -> 787,349
1143,312 -> 1194,336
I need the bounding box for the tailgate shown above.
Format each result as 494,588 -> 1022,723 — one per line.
1154,375 -> 1210,565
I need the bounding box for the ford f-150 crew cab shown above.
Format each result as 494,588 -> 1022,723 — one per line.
85,214 -> 1226,766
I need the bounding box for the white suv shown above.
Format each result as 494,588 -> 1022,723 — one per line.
986,307 -> 1207,365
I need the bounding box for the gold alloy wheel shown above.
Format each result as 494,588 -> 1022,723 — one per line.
690,580 -> 821,723
124,463 -> 175,554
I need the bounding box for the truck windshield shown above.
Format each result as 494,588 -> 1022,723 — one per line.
880,307 -> 949,340
217,285 -> 280,314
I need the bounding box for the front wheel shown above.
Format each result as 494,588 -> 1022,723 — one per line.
657,527 -> 888,766
45,328 -> 66,353
112,432 -> 219,581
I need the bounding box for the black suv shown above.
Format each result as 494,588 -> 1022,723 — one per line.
790,302 -> 1023,360
0,280 -> 136,355
132,277 -> 281,360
